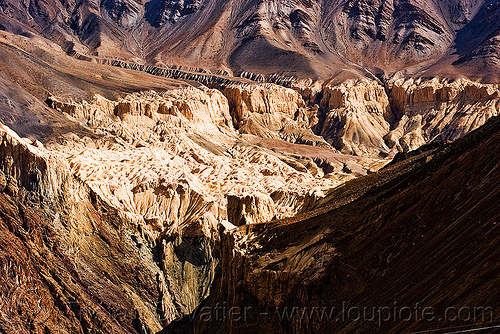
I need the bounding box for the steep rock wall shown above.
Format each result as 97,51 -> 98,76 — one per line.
318,79 -> 392,157
219,83 -> 327,147
291,78 -> 500,157
47,87 -> 365,239
0,122 -> 217,334
386,78 -> 500,151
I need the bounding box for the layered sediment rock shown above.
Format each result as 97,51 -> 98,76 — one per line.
291,78 -> 500,157
219,83 -> 327,146
47,86 -> 377,240
386,78 -> 500,151
318,79 -> 392,157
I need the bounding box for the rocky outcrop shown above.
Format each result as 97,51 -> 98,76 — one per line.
221,83 -> 305,125
47,86 -> 381,240
219,83 -> 327,146
0,123 -> 67,197
49,88 -> 231,240
227,192 -> 276,226
318,79 -> 392,157
386,78 -> 500,151
289,78 -> 500,158
146,0 -> 202,26
103,0 -> 144,29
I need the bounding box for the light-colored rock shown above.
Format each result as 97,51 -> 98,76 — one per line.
48,78 -> 497,236
318,79 -> 392,157
227,192 -> 276,226
386,77 -> 500,151
48,86 -> 375,240
220,83 -> 327,146
291,78 -> 500,157
221,83 -> 305,124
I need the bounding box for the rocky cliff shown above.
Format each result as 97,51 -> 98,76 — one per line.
219,83 -> 327,146
290,77 -> 500,158
0,122 -> 182,334
316,79 -> 393,157
386,77 -> 500,151
0,80 -> 388,333
46,85 -> 386,235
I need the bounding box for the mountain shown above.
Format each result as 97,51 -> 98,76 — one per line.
0,1 -> 500,333
0,32 -> 384,334
1,0 -> 500,80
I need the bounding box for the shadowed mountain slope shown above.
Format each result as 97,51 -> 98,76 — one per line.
184,116 -> 500,334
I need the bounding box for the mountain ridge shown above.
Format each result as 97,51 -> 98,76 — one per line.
1,0 -> 500,81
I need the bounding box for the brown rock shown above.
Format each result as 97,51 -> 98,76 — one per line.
227,192 -> 276,226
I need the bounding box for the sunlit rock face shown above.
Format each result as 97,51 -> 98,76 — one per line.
46,84 -> 386,241
386,78 -> 500,152
44,77 -> 500,237
289,78 -> 500,158
317,79 -> 393,157
227,192 -> 276,226
219,83 -> 327,146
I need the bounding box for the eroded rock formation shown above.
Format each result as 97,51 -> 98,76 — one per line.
44,76 -> 500,236
317,79 -> 392,157
220,83 -> 327,146
47,86 -> 384,242
187,116 -> 500,334
386,77 -> 500,151
291,78 -> 500,157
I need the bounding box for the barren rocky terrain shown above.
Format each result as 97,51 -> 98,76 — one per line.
187,113 -> 500,334
0,1 -> 500,333
1,0 -> 500,80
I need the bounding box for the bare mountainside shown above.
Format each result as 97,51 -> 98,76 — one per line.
0,2 -> 500,334
1,0 -> 500,80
